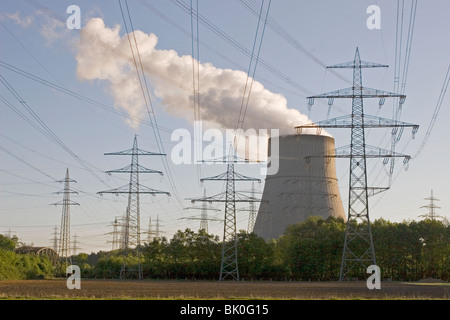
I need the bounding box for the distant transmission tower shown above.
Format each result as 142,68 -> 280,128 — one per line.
182,188 -> 222,233
98,135 -> 170,279
146,217 -> 153,243
51,169 -> 79,267
190,151 -> 261,281
155,214 -> 164,239
143,215 -> 166,242
296,47 -> 419,280
419,190 -> 443,221
2,228 -> 16,238
50,225 -> 59,252
106,217 -> 122,250
247,182 -> 257,233
72,233 -> 81,256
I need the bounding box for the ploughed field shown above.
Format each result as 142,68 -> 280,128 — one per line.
0,279 -> 448,299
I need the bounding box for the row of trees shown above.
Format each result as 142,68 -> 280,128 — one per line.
1,217 -> 448,281
0,235 -> 54,280
73,216 -> 448,281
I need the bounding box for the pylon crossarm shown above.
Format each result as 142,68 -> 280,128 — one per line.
327,59 -> 388,69
51,200 -> 80,206
105,148 -> 166,156
303,145 -> 411,161
307,87 -> 405,102
97,184 -> 170,196
53,190 -> 78,195
295,114 -> 418,132
200,153 -> 262,164
106,164 -> 163,175
352,187 -> 390,197
183,206 -> 221,212
200,171 -> 261,182
179,216 -> 223,222
189,191 -> 262,203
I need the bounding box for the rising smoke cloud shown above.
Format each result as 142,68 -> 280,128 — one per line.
75,18 -> 316,136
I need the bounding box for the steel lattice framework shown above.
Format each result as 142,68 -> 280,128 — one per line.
98,135 -> 170,279
296,48 -> 419,280
182,189 -> 222,233
189,154 -> 261,281
51,168 -> 79,268
419,190 -> 443,221
247,182 -> 257,233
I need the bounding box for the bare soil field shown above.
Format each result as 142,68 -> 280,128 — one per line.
0,279 -> 448,299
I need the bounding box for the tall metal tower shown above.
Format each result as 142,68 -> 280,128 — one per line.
247,182 -> 257,233
296,48 -> 419,280
72,234 -> 81,256
182,188 -> 222,233
98,135 -> 170,279
155,214 -> 161,238
236,183 -> 260,233
200,188 -> 209,232
50,225 -> 58,252
106,217 -> 121,250
51,169 -> 79,267
146,216 -> 153,243
190,152 -> 261,281
419,190 -> 443,221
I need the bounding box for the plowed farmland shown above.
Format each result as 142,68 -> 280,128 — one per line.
0,279 -> 448,299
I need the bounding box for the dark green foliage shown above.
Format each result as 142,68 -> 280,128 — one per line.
278,216 -> 345,280
0,234 -> 17,251
0,249 -> 54,280
2,217 -> 447,281
79,218 -> 449,281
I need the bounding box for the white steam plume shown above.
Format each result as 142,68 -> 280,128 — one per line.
75,18 -> 321,138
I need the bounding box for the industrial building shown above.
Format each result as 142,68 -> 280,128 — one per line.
253,133 -> 346,240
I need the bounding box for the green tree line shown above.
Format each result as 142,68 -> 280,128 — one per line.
1,217 -> 448,281
0,235 -> 54,280
74,216 -> 448,281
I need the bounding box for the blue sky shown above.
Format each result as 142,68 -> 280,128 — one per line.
0,0 -> 449,253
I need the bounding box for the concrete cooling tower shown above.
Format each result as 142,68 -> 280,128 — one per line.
253,134 -> 346,240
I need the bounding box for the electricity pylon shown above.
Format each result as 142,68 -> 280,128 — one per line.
146,216 -> 153,243
419,190 -> 443,221
72,234 -> 81,256
106,217 -> 121,250
51,168 -> 79,267
50,225 -> 59,252
189,150 -> 261,281
98,135 -> 170,279
296,47 -> 419,280
182,188 -> 222,233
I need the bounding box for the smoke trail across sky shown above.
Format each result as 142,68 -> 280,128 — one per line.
75,18 -> 316,136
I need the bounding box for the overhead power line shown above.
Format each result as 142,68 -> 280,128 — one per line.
413,65 -> 450,158
167,0 -> 339,110
117,0 -> 185,209
237,0 -> 352,85
0,73 -> 108,185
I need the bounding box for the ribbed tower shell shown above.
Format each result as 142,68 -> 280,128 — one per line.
253,134 -> 345,240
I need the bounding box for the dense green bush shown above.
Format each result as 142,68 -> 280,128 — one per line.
0,249 -> 53,280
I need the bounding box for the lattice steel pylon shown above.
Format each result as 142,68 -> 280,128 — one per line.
419,190 -> 443,221
72,233 -> 81,256
296,48 -> 419,280
106,217 -> 121,250
247,182 -> 257,233
98,135 -> 170,279
182,188 -> 222,233
50,225 -> 58,253
51,168 -> 79,267
189,152 -> 262,281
